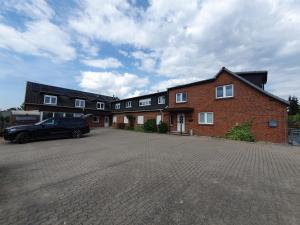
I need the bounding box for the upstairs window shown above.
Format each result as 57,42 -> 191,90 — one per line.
115,103 -> 120,109
96,102 -> 105,110
44,95 -> 57,105
139,98 -> 151,106
126,101 -> 132,108
199,112 -> 214,125
176,92 -> 187,103
216,84 -> 234,99
75,99 -> 85,108
158,96 -> 166,104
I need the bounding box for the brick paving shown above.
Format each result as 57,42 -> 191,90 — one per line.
0,129 -> 299,225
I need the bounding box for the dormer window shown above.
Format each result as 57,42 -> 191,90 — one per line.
216,84 -> 234,99
139,98 -> 151,106
115,103 -> 120,109
176,92 -> 187,103
126,101 -> 132,108
96,102 -> 105,110
75,99 -> 85,108
44,95 -> 57,105
158,96 -> 165,104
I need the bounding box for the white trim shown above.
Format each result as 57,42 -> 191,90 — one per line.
176,92 -> 187,103
139,98 -> 151,106
96,102 -> 105,110
216,84 -> 234,99
43,95 -> 57,105
158,96 -> 165,104
124,116 -> 129,124
156,115 -> 162,125
113,115 -> 117,123
198,112 -> 214,125
75,99 -> 85,108
115,103 -> 121,109
126,101 -> 132,108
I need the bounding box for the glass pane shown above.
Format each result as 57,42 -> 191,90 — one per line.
216,87 -> 223,98
226,85 -> 233,97
182,93 -> 187,101
176,93 -> 181,102
51,97 -> 56,104
199,113 -> 205,123
207,113 -> 213,124
45,96 -> 50,103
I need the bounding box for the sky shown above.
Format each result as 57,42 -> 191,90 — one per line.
0,0 -> 299,109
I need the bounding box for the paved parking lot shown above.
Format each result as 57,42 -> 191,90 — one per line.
0,129 -> 299,225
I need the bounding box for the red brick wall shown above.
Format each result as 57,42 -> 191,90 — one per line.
112,111 -> 168,128
168,71 -> 288,143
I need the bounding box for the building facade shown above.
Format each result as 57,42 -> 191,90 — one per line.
24,82 -> 116,127
24,67 -> 289,143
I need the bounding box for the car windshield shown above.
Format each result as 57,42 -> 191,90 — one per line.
35,118 -> 55,125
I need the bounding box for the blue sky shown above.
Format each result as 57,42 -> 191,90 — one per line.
0,0 -> 300,110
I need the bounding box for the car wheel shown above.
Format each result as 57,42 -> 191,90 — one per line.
72,129 -> 82,138
15,132 -> 29,144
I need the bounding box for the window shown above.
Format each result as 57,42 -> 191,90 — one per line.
93,116 -> 99,123
126,101 -> 132,108
115,103 -> 120,109
96,102 -> 105,110
124,116 -> 129,124
44,95 -> 57,105
156,115 -> 162,125
113,115 -> 117,123
216,84 -> 234,98
75,99 -> 85,108
176,92 -> 187,103
73,113 -> 83,118
137,115 -> 144,124
139,98 -> 151,106
158,96 -> 166,104
198,112 -> 214,125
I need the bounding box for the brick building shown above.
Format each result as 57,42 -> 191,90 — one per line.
24,67 -> 289,143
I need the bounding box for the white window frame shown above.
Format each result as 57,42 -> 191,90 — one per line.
176,92 -> 187,103
126,101 -> 132,108
124,116 -> 129,124
137,115 -> 144,125
113,115 -> 117,123
198,112 -> 214,125
139,98 -> 151,107
158,96 -> 166,104
73,113 -> 84,118
43,95 -> 57,105
75,99 -> 85,108
96,102 -> 105,110
115,103 -> 121,109
216,84 -> 234,99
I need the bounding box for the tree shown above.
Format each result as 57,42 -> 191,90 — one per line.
288,96 -> 299,115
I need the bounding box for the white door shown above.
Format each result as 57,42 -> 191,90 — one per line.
104,116 -> 109,127
177,113 -> 185,132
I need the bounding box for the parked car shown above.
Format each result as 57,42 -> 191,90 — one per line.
3,117 -> 90,144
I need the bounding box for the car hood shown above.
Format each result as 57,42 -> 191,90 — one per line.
6,124 -> 37,130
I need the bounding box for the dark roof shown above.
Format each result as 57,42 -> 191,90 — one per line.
235,71 -> 268,84
112,91 -> 167,103
168,67 -> 289,106
27,81 -> 117,102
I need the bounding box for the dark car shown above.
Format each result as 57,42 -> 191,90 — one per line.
4,117 -> 90,144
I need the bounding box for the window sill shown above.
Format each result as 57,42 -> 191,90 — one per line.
199,123 -> 214,126
175,101 -> 187,104
215,96 -> 234,100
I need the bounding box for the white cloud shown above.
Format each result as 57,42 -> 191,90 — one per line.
70,0 -> 300,99
82,57 -> 123,69
0,21 -> 76,61
131,51 -> 158,72
78,71 -> 149,98
0,0 -> 76,61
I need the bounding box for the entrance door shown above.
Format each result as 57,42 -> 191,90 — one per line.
104,116 -> 110,127
177,113 -> 185,133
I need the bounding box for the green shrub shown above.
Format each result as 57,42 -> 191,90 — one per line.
134,125 -> 144,132
144,119 -> 157,132
158,122 -> 168,133
116,123 -> 125,129
225,121 -> 255,142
